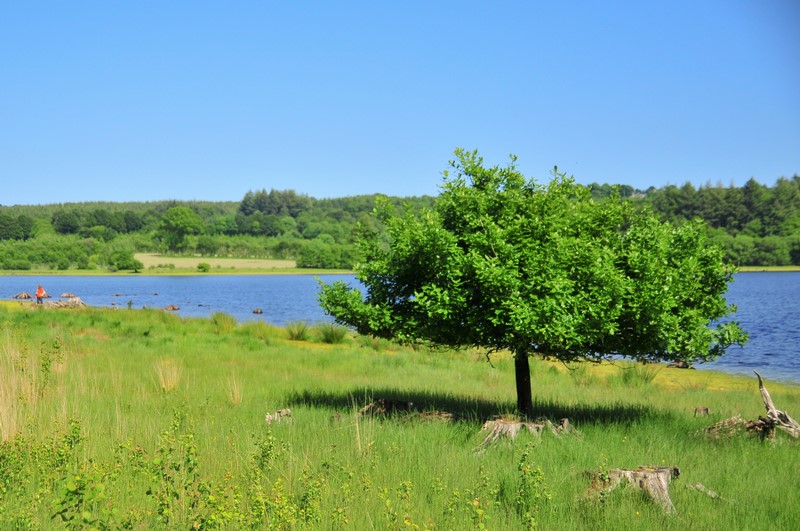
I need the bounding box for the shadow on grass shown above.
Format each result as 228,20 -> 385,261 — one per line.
287,387 -> 666,427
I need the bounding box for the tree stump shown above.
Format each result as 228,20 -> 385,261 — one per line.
589,466 -> 680,514
477,416 -> 575,448
264,408 -> 292,424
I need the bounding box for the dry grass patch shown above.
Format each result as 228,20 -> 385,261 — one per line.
154,358 -> 182,393
227,374 -> 243,405
135,253 -> 296,270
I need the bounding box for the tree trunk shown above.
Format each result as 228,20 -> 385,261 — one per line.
514,351 -> 534,420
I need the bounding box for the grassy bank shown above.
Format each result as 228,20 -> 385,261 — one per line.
1,304 -> 798,529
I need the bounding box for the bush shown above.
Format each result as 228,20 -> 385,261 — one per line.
197,262 -> 211,273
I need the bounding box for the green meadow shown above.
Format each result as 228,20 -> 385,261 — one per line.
1,301 -> 798,529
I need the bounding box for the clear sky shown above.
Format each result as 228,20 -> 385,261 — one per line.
2,1 -> 798,206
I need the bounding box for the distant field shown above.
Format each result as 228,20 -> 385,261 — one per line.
135,253 -> 296,270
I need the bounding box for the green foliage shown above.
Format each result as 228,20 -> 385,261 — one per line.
514,442 -> 550,528
197,262 -> 211,273
319,149 -> 748,418
158,206 -> 204,252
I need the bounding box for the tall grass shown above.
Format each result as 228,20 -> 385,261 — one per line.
315,322 -> 348,344
285,320 -> 310,341
154,357 -> 182,393
0,305 -> 797,528
227,373 -> 243,405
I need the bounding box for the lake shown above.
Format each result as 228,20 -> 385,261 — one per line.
2,272 -> 798,385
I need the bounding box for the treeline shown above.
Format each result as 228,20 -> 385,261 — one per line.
0,191 -> 434,271
643,176 -> 800,266
1,176 -> 798,271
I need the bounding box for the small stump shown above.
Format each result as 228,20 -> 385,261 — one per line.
265,408 -> 292,424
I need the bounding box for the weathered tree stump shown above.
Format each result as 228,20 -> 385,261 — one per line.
477,416 -> 575,447
589,466 -> 680,514
13,292 -> 33,299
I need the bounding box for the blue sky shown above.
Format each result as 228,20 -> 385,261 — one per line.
2,1 -> 798,206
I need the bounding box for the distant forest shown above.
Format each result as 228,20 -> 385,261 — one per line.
1,175 -> 799,272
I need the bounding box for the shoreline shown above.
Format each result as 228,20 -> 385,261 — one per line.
0,250 -> 797,277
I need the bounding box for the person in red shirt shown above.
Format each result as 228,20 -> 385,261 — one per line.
36,284 -> 47,304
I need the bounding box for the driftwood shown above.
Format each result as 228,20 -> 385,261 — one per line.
164,305 -> 180,311
588,466 -> 680,514
705,414 -> 748,438
60,292 -> 77,298
264,408 -> 292,424
754,370 -> 800,438
12,292 -> 33,299
704,372 -> 799,440
478,416 -> 575,447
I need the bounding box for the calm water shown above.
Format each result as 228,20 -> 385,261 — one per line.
2,272 -> 799,385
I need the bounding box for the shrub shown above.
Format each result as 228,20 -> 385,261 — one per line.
197,262 -> 211,273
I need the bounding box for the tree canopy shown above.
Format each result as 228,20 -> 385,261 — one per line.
318,149 -> 748,418
159,206 -> 204,251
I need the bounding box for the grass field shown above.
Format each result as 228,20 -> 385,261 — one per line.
1,303 -> 798,529
135,253 -> 298,272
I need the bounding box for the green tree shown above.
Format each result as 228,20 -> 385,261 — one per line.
158,206 -> 204,252
51,209 -> 83,234
318,150 -> 747,418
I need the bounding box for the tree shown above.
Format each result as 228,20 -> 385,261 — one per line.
318,150 -> 747,419
51,209 -> 83,234
158,206 -> 204,252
